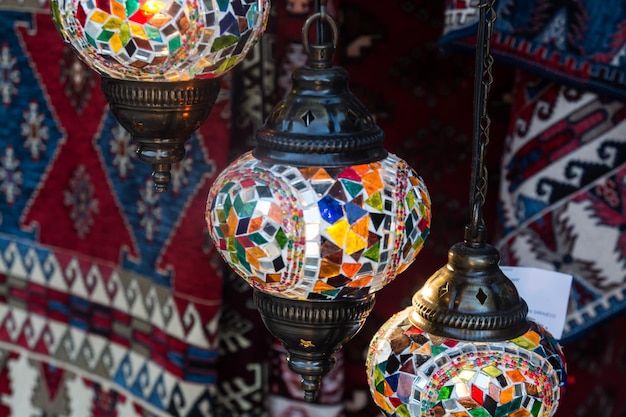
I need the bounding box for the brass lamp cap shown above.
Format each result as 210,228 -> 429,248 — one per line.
410,241 -> 530,341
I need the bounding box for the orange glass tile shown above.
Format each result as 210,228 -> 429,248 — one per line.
500,386 -> 514,404
345,230 -> 367,254
245,247 -> 265,269
524,330 -> 541,346
362,170 -> 384,195
226,210 -> 238,236
383,380 -> 394,397
451,413 -> 470,417
348,275 -> 373,287
319,259 -> 341,278
351,164 -> 371,176
148,12 -> 171,28
129,21 -> 148,39
506,370 -> 525,383
90,10 -> 109,23
314,281 -> 336,292
326,218 -> 349,245
266,273 -> 281,283
509,409 -> 531,417
352,216 -> 369,239
248,216 -> 263,232
342,262 -> 361,277
268,203 -> 283,224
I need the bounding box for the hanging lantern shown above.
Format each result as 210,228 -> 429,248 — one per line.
206,9 -> 431,401
365,1 -> 566,416
50,0 -> 269,190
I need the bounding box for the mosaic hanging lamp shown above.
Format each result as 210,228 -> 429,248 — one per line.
366,1 -> 567,416
50,0 -> 269,191
206,8 -> 431,402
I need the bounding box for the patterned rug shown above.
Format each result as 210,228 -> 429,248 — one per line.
0,8 -> 230,416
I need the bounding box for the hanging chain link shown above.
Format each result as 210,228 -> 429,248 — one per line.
467,0 -> 497,246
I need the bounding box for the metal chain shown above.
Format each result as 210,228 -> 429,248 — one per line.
467,0 -> 497,246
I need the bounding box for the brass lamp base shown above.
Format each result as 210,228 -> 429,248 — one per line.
253,290 -> 376,402
100,77 -> 221,192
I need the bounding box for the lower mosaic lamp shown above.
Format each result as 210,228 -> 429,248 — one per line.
206,11 -> 431,401
365,1 -> 566,416
50,0 -> 269,191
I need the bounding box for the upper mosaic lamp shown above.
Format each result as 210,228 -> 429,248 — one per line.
50,0 -> 269,80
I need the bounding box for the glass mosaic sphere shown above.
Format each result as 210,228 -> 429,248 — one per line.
366,307 -> 567,417
50,0 -> 269,80
206,152 -> 431,300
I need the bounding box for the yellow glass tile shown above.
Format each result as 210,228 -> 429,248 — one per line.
365,192 -> 383,211
314,281 -> 335,292
345,230 -> 367,254
374,391 -> 394,414
406,189 -> 416,209
342,262 -> 361,277
319,259 -> 341,278
500,386 -> 514,404
129,21 -> 148,39
348,275 -> 373,288
506,370 -> 525,383
108,32 -> 123,53
90,10 -> 109,24
140,0 -> 165,14
248,216 -> 263,232
362,170 -> 384,195
326,218 -> 349,245
482,365 -> 502,378
103,16 -> 123,29
351,218 -> 368,241
458,370 -> 475,382
509,410 -> 531,417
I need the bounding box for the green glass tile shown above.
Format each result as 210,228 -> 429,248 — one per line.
275,228 -> 288,249
125,0 -> 140,15
216,55 -> 240,73
469,408 -> 491,417
431,345 -> 448,356
211,34 -> 239,52
362,241 -> 380,261
438,385 -> 453,400
119,22 -> 130,44
341,179 -> 363,198
365,191 -> 383,211
216,0 -> 229,11
226,237 -> 236,252
322,289 -> 340,297
396,404 -> 411,417
406,189 -> 415,209
510,396 -> 522,411
86,33 -> 97,48
531,400 -> 542,417
223,195 -> 232,215
97,29 -> 114,41
51,2 -> 63,28
233,194 -> 244,215
221,182 -> 236,193
248,232 -> 267,245
495,402 -> 511,417
168,34 -> 181,52
145,25 -> 162,41
241,202 -> 255,217
103,17 -> 123,29
375,380 -> 386,395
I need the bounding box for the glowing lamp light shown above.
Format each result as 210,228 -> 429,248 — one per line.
50,0 -> 269,81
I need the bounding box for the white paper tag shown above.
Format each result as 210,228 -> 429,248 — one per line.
500,266 -> 572,340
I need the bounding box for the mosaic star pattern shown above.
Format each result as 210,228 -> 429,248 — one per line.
367,307 -> 567,417
50,0 -> 268,80
206,152 -> 431,300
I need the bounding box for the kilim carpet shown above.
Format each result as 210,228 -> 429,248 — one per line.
2,0 -> 625,416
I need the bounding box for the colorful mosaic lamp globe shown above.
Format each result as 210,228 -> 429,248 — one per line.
50,0 -> 269,190
366,1 -> 566,416
206,12 -> 431,401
